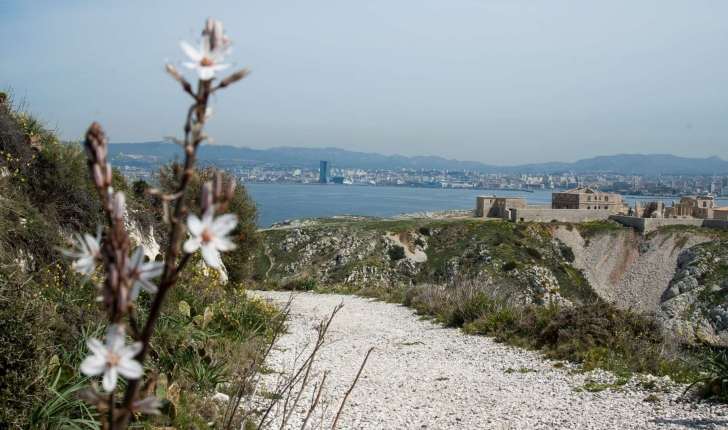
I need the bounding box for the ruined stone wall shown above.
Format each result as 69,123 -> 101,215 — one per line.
510,208 -> 612,223
491,197 -> 527,218
609,215 -> 728,233
714,210 -> 728,221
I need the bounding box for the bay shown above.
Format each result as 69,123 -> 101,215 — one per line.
245,183 -> 728,228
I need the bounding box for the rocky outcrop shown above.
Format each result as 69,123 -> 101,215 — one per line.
649,240 -> 728,346
513,265 -> 571,306
552,227 -> 711,313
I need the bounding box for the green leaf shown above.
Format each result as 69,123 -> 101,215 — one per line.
56,363 -> 76,389
178,300 -> 191,318
46,355 -> 60,378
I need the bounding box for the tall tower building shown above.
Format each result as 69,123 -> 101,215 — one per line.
319,160 -> 331,183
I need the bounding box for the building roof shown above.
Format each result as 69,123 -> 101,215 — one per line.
562,187 -> 603,195
714,206 -> 728,212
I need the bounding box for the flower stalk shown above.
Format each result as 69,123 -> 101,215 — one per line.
69,18 -> 250,428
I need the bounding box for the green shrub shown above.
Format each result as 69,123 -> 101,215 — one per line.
683,351 -> 728,402
525,247 -> 542,260
388,245 -> 406,261
401,279 -> 695,381
0,93 -> 283,427
450,293 -> 496,327
502,261 -> 518,272
559,244 -> 575,262
282,277 -> 317,291
181,350 -> 230,392
418,227 -> 430,236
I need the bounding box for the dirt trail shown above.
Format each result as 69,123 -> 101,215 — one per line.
252,291 -> 727,430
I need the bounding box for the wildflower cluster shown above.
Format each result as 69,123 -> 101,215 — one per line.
61,17 -> 251,428
0,150 -> 34,182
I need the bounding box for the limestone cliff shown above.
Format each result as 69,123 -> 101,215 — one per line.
552,227 -> 712,313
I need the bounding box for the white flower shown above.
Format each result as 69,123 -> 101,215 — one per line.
61,233 -> 101,277
183,208 -> 237,269
180,34 -> 232,80
127,246 -> 165,301
80,324 -> 143,392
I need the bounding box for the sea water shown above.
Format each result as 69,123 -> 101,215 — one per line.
245,184 -> 728,228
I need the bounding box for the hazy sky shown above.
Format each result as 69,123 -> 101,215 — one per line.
1,1 -> 727,165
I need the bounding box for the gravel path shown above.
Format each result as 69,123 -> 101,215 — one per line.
251,291 -> 728,429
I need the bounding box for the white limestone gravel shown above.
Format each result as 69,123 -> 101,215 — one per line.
251,291 -> 728,430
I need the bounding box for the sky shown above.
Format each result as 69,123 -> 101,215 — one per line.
1,0 -> 727,166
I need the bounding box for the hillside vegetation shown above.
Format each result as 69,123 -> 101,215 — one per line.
255,215 -> 728,384
0,93 -> 276,429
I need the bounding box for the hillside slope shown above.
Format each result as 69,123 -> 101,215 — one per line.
254,215 -> 596,305
255,215 -> 728,346
553,227 -> 712,313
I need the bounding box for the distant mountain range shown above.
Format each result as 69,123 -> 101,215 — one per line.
107,142 -> 728,175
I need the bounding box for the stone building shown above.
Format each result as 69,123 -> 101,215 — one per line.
551,188 -> 624,214
633,201 -> 665,218
664,196 -> 715,219
476,196 -> 526,218
475,195 -> 497,217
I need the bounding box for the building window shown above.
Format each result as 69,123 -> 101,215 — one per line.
587,206 -> 591,210
703,202 -> 707,207
605,197 -> 608,201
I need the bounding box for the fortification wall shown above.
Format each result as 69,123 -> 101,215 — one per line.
703,219 -> 728,230
510,208 -> 611,223
608,215 -> 728,233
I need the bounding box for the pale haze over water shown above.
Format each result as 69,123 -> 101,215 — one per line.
1,1 -> 727,165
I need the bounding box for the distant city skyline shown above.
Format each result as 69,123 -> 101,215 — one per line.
1,1 -> 727,165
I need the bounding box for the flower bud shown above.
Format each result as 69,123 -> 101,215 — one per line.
213,171 -> 222,200
201,182 -> 213,212
108,264 -> 119,291
225,179 -> 236,201
84,122 -> 108,164
204,18 -> 225,51
165,61 -> 183,82
113,192 -> 126,221
218,68 -> 251,88
105,163 -> 113,186
92,164 -> 104,188
95,145 -> 107,165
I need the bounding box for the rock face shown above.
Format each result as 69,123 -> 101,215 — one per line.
552,227 -> 711,313
649,239 -> 728,346
513,265 -> 571,307
276,226 -> 429,287
259,216 -> 580,306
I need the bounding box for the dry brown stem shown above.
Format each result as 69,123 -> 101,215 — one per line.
331,347 -> 374,430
